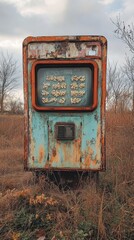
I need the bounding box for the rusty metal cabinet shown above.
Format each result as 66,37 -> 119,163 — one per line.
23,35 -> 107,173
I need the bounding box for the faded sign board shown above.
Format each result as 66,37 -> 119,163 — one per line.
23,35 -> 107,172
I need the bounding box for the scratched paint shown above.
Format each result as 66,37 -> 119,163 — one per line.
23,36 -> 107,171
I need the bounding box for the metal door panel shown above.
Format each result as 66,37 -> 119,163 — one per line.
48,116 -> 82,169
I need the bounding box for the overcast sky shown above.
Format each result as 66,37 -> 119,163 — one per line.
0,0 -> 134,101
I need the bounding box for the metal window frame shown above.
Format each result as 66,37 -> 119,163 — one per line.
31,60 -> 98,111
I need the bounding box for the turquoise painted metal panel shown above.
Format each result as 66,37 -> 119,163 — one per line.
23,36 -> 107,172
48,116 -> 82,169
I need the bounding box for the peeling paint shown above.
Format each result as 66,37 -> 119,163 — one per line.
28,42 -> 101,59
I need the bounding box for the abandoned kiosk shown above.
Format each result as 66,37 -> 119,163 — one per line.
23,35 -> 107,181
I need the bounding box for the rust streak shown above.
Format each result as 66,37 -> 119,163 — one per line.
82,144 -> 94,168
95,124 -> 101,161
49,144 -> 60,166
52,148 -> 56,157
39,145 -> 45,163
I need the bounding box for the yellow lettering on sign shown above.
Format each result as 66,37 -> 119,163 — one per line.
79,83 -> 85,88
42,97 -> 66,104
51,90 -> 66,97
72,75 -> 86,82
46,76 -> 65,82
42,97 -> 57,103
71,90 -> 85,97
70,82 -> 79,89
71,98 -> 82,104
58,98 -> 66,104
41,74 -> 87,105
52,83 -> 67,89
41,90 -> 49,96
43,83 -> 50,89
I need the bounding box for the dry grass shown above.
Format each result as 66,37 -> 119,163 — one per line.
0,115 -> 32,192
0,113 -> 134,240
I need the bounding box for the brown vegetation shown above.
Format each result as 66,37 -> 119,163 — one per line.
0,113 -> 134,240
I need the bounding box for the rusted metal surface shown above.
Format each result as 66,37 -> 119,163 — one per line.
23,35 -> 107,171
27,42 -> 101,59
23,44 -> 29,170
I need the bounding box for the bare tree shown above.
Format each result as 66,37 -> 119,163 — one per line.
107,63 -> 121,112
113,16 -> 134,53
107,62 -> 130,113
7,97 -> 24,114
112,16 -> 134,113
122,56 -> 134,113
117,91 -> 131,112
0,52 -> 19,113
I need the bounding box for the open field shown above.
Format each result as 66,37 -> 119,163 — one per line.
0,113 -> 134,240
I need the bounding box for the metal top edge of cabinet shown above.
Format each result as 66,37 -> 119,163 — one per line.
23,35 -> 107,46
